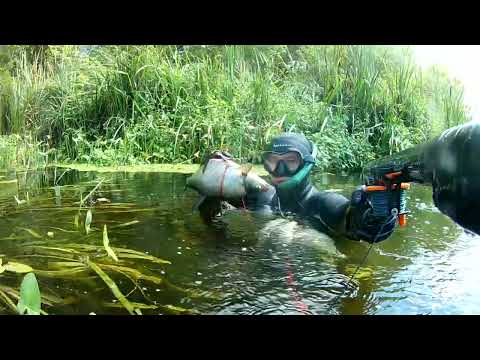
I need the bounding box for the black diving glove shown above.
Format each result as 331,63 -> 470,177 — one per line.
348,186 -> 397,243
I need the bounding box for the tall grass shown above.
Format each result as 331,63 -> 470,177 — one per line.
0,45 -> 472,171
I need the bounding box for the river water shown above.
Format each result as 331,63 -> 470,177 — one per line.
0,168 -> 478,315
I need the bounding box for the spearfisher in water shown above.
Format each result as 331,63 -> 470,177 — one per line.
186,134 -> 397,313
188,133 -> 396,244
186,122 -> 480,312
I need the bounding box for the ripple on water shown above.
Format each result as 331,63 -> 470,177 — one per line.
5,170 -> 480,315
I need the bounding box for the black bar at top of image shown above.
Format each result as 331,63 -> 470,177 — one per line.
1,14 -> 479,44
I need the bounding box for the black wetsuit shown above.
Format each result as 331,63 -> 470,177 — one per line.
241,176 -> 395,243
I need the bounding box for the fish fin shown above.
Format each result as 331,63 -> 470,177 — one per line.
240,164 -> 253,176
192,195 -> 208,213
199,153 -> 212,173
201,157 -> 215,173
221,150 -> 234,159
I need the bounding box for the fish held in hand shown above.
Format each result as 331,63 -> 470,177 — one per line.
186,151 -> 270,212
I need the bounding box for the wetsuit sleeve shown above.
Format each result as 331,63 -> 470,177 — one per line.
304,191 -> 351,236
306,190 -> 396,243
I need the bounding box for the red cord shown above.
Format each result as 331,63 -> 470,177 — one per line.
285,256 -> 310,314
218,159 -> 307,313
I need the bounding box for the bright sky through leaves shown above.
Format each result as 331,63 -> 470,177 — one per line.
412,45 -> 480,120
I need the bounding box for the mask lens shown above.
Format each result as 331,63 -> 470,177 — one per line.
262,153 -> 279,172
262,152 -> 302,175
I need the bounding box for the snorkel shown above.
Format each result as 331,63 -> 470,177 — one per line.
276,142 -> 318,191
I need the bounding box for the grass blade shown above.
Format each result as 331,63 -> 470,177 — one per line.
4,262 -> 34,273
86,259 -> 140,315
20,228 -> 43,239
85,210 -> 92,234
65,244 -> 171,264
103,301 -> 157,310
34,268 -> 89,278
79,178 -> 105,208
98,263 -> 164,285
0,289 -> 18,313
110,220 -> 140,229
113,253 -> 171,265
103,225 -> 118,261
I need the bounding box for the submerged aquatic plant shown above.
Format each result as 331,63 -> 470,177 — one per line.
17,272 -> 41,315
102,225 -> 118,262
0,259 -> 47,315
0,238 -> 207,315
0,177 -> 216,315
85,210 -> 92,234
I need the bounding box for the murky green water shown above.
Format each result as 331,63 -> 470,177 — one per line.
0,168 -> 478,315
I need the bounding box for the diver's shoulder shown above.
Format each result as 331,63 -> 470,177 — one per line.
307,186 -> 349,205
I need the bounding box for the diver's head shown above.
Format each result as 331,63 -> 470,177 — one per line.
262,132 -> 317,191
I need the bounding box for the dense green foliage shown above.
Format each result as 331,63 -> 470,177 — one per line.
0,45 -> 471,171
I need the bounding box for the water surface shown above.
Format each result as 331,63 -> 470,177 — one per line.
0,168 -> 477,315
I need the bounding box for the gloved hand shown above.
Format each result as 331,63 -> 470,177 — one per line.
348,186 -> 397,243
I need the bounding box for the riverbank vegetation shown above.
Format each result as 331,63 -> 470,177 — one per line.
0,45 -> 471,172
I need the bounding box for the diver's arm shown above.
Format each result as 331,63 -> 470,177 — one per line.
307,190 -> 396,243
305,191 -> 352,236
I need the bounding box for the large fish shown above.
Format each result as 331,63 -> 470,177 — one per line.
186,151 -> 271,214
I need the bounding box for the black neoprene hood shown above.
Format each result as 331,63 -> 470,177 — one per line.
265,133 -> 315,163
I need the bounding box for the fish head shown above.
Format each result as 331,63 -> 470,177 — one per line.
243,170 -> 271,193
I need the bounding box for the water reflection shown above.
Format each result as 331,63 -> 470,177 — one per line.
0,168 -> 478,314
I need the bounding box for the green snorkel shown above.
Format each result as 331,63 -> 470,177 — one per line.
276,142 -> 318,191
